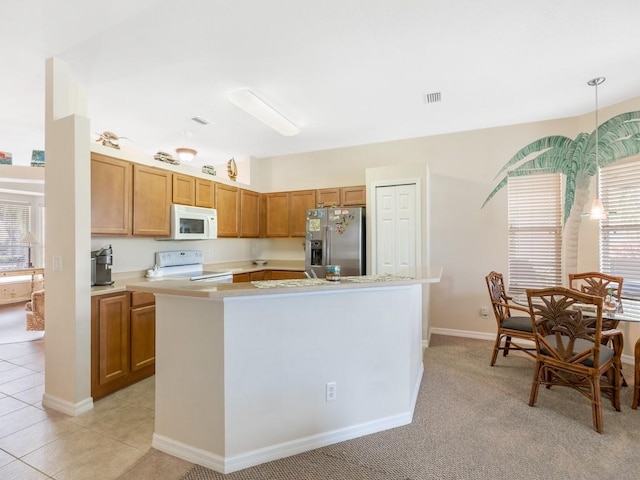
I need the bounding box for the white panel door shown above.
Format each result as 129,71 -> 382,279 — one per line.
375,184 -> 417,276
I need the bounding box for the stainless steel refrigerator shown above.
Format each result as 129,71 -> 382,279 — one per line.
305,207 -> 366,278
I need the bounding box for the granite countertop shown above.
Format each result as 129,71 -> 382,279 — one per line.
91,259 -> 305,296
123,267 -> 443,300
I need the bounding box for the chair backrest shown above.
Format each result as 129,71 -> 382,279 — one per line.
526,287 -> 605,367
485,271 -> 512,323
568,271 -> 623,312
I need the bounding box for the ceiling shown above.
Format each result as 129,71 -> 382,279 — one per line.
2,0 -> 640,172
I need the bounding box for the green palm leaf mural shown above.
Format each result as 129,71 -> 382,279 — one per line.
482,111 -> 640,224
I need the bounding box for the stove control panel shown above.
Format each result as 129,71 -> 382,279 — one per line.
155,250 -> 203,268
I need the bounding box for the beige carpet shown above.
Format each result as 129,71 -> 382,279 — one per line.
0,302 -> 44,344
126,335 -> 640,480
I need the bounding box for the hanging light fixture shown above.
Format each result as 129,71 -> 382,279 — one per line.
588,76 -> 606,220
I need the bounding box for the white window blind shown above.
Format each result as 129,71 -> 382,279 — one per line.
507,174 -> 562,294
600,159 -> 640,314
0,201 -> 32,269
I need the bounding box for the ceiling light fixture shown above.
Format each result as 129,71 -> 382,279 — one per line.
175,148 -> 197,162
588,77 -> 606,220
228,89 -> 300,136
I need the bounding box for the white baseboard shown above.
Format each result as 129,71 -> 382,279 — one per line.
153,363 -> 424,475
42,393 -> 93,416
427,327 -> 635,366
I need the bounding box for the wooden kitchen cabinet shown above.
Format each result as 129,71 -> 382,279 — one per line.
91,292 -> 130,399
133,164 -> 172,236
316,186 -> 366,207
172,173 -> 195,205
130,292 -> 156,372
215,183 -> 240,237
341,185 -> 366,206
265,192 -> 290,237
290,190 -> 316,237
268,270 -> 306,280
240,189 -> 260,238
91,154 -> 132,235
195,178 -> 215,208
91,291 -> 156,400
316,188 -> 340,207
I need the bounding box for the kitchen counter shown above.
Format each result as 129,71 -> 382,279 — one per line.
140,266 -> 441,474
90,259 -> 305,296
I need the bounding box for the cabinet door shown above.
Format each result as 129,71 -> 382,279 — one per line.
172,173 -> 195,205
195,178 -> 214,208
316,188 -> 340,207
290,190 -> 316,237
233,273 -> 250,283
268,270 -> 306,280
91,154 -> 132,235
265,192 -> 289,237
240,189 -> 260,238
133,164 -> 172,236
215,183 -> 240,237
92,293 -> 130,390
342,185 -> 366,206
131,304 -> 156,372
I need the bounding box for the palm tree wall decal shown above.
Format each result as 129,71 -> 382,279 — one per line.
482,110 -> 640,274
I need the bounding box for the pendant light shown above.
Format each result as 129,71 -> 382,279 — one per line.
588,77 -> 606,220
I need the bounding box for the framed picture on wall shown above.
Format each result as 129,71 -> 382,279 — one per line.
31,150 -> 45,167
0,151 -> 12,165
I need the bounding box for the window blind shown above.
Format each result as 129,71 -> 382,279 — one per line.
507,173 -> 562,294
0,201 -> 32,269
600,159 -> 640,314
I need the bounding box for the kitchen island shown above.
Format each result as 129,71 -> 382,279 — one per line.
126,269 -> 442,474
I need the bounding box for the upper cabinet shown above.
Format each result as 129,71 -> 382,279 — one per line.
91,154 -> 132,235
265,192 -> 290,237
215,183 -> 240,237
172,173 -> 195,206
316,185 -> 366,207
289,190 -> 316,237
265,190 -> 316,238
195,178 -> 215,208
341,185 -> 366,206
133,164 -> 172,236
240,189 -> 260,238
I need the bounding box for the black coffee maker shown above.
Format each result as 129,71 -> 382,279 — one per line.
91,244 -> 114,286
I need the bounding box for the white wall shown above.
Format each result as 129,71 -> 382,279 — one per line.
257,96 -> 640,356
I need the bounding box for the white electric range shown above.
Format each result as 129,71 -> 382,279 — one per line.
154,250 -> 233,282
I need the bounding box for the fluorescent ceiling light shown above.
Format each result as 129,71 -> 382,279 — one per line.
228,89 -> 300,136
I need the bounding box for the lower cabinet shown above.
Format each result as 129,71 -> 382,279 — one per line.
233,270 -> 305,282
91,291 -> 155,400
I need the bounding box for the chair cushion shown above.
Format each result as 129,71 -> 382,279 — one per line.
540,336 -> 615,367
501,315 -> 532,332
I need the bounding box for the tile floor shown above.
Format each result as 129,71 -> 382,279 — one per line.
0,337 -> 193,479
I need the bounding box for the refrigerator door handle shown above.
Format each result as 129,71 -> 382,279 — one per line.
325,224 -> 331,265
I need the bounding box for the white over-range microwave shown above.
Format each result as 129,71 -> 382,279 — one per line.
167,204 -> 217,240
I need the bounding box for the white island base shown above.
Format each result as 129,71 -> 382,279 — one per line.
150,282 -> 424,474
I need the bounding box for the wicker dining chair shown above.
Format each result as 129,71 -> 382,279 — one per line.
485,271 -> 539,366
526,287 -> 623,433
568,272 -> 624,329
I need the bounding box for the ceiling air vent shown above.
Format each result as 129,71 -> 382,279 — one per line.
423,92 -> 442,104
191,116 -> 211,125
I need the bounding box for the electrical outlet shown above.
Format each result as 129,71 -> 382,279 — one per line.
326,382 -> 337,402
480,307 -> 489,318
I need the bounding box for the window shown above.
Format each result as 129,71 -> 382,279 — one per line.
600,158 -> 640,316
0,201 -> 32,269
507,174 -> 562,294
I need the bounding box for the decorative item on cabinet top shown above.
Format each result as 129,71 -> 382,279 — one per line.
95,131 -> 128,149
202,165 -> 217,176
227,158 -> 237,181
154,151 -> 180,165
